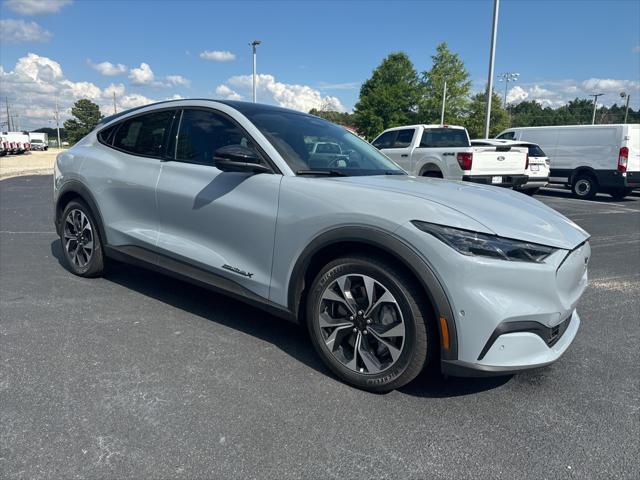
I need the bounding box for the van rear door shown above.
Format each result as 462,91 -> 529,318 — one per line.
624,125 -> 640,172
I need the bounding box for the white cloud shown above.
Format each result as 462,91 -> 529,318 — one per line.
505,78 -> 640,108
200,50 -> 236,62
215,84 -> 243,101
317,81 -> 360,90
0,19 -> 52,43
166,75 -> 191,88
88,60 -> 128,76
128,62 -> 155,85
4,0 -> 72,15
216,74 -> 346,112
1,53 -> 156,129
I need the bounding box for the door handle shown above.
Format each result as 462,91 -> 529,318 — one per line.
401,154 -> 409,158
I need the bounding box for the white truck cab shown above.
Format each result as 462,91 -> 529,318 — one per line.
372,125 -> 528,188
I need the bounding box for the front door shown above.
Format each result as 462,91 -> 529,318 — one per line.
155,108 -> 281,299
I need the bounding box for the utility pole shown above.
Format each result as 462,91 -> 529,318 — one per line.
113,91 -> 117,114
590,93 -> 604,125
250,40 -> 262,103
55,97 -> 61,148
440,81 -> 447,125
6,97 -> 12,131
484,0 -> 500,138
620,92 -> 631,124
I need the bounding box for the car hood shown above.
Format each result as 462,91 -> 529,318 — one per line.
331,175 -> 589,250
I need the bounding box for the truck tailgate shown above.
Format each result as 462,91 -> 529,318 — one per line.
471,147 -> 527,175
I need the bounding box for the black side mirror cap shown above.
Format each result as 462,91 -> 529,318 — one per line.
213,145 -> 271,174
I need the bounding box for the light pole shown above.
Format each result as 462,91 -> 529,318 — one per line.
498,72 -> 519,106
620,92 -> 631,124
440,81 -> 447,124
250,40 -> 262,103
484,0 -> 500,138
55,97 -> 61,148
589,92 -> 604,125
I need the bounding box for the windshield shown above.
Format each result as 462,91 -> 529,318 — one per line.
241,110 -> 405,176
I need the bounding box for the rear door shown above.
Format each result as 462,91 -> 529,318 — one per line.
377,128 -> 416,172
413,127 -> 470,177
84,108 -> 177,249
624,125 -> 640,172
155,108 -> 281,299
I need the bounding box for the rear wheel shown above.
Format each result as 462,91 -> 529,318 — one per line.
423,170 -> 443,179
609,188 -> 632,200
60,200 -> 105,277
524,188 -> 540,196
572,173 -> 598,200
306,255 -> 434,392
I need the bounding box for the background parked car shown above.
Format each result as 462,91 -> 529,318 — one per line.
472,139 -> 550,195
497,124 -> 639,200
373,125 -> 528,188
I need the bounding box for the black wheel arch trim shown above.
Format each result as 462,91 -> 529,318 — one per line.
55,180 -> 108,245
287,225 -> 458,360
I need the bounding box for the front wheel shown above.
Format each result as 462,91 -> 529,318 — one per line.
306,255 -> 434,392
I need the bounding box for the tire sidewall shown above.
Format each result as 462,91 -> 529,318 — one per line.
306,258 -> 425,391
60,200 -> 103,276
573,175 -> 597,199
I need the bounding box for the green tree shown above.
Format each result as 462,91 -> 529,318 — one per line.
308,108 -> 355,126
419,42 -> 471,124
353,52 -> 422,139
63,99 -> 103,143
464,91 -> 509,138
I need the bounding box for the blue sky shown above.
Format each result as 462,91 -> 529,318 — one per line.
1,0 -> 639,129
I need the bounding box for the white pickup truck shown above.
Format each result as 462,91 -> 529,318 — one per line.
372,125 -> 528,188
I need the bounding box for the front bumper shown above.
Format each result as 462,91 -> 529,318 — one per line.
441,310 -> 580,376
462,174 -> 528,188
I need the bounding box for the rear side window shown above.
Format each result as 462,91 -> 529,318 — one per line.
497,131 -> 515,140
372,131 -> 397,149
97,124 -> 118,145
112,110 -> 175,157
420,128 -> 470,148
519,144 -> 546,157
393,129 -> 415,148
176,109 -> 259,166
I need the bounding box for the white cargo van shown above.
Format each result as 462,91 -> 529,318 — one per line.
496,124 -> 639,200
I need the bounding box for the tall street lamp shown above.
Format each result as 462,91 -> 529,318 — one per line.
484,0 -> 500,138
250,40 -> 262,103
498,72 -> 519,106
620,92 -> 631,124
589,92 -> 604,125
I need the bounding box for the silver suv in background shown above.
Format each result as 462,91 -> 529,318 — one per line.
54,100 -> 590,391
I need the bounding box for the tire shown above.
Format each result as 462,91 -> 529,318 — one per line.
524,188 -> 540,196
306,255 -> 435,392
423,171 -> 443,179
609,188 -> 632,200
572,173 -> 598,200
59,200 -> 105,277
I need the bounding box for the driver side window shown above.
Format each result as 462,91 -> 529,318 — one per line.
176,109 -> 260,166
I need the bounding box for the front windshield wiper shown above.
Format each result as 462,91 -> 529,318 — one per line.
296,169 -> 349,177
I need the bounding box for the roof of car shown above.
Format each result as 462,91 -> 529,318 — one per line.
96,98 -> 312,128
472,138 -> 538,147
382,124 -> 466,132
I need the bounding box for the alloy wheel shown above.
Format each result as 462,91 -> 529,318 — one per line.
63,209 -> 94,268
317,274 -> 406,374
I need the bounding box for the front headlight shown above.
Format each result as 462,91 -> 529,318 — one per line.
412,221 -> 556,263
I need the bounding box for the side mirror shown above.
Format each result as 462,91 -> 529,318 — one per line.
213,145 -> 271,174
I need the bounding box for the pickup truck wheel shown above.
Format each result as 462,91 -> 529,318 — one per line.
306,255 -> 434,392
423,171 -> 443,178
572,173 -> 598,200
524,188 -> 540,196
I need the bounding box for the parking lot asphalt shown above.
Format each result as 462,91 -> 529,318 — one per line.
1,175 -> 639,479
